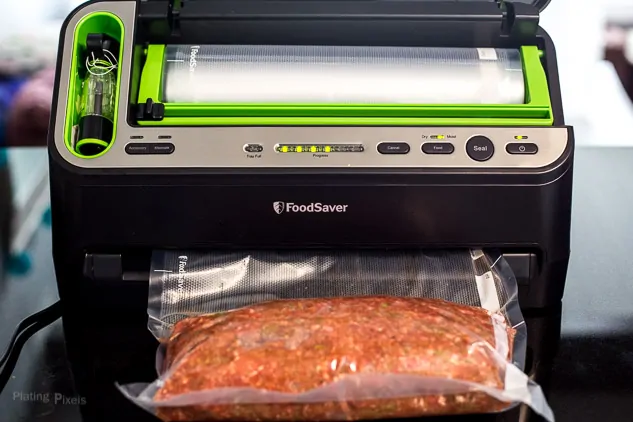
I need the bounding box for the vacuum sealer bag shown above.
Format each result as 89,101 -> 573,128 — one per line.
160,45 -> 525,105
119,250 -> 554,421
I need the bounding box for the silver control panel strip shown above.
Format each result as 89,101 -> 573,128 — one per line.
53,2 -> 569,170
105,126 -> 568,169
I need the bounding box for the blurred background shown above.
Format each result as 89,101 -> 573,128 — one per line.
1,0 -> 633,421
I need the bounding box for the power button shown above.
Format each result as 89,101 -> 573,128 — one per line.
506,143 -> 538,155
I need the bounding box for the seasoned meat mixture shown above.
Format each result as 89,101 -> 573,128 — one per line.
155,296 -> 514,421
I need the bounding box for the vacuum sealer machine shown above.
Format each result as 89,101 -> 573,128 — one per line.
47,0 -> 573,420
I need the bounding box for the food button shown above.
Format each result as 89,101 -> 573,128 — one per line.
377,142 -> 410,154
506,143 -> 538,155
422,143 -> 455,154
466,136 -> 495,162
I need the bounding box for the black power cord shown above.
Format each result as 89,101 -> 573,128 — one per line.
0,300 -> 63,394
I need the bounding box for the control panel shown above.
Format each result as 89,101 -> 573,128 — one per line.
234,137 -> 538,162
57,126 -> 568,169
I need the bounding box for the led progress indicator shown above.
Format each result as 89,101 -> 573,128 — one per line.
514,135 -> 529,140
276,144 -> 364,153
430,135 -> 445,140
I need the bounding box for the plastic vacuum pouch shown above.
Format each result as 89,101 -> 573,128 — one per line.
161,45 -> 526,104
118,250 -> 555,421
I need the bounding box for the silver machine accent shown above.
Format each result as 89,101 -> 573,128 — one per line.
52,2 -> 569,170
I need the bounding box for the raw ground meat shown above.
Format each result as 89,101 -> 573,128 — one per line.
154,296 -> 515,421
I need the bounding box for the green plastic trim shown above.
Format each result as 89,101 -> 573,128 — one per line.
76,138 -> 109,149
129,45 -> 146,113
63,12 -> 124,158
138,44 -> 165,104
146,117 -> 552,126
137,45 -> 552,127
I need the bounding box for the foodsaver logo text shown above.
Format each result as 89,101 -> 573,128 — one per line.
177,255 -> 188,291
273,201 -> 349,214
189,46 -> 200,72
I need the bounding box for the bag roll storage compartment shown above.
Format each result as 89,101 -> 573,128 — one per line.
161,46 -> 525,104
135,45 -> 553,126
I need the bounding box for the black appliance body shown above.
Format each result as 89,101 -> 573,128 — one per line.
48,1 -> 572,421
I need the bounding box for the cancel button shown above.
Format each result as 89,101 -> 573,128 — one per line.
466,136 -> 495,162
377,142 -> 410,155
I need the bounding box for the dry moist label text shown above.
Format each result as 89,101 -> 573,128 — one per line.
273,202 -> 348,214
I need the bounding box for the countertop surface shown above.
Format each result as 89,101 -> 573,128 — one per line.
1,145 -> 632,422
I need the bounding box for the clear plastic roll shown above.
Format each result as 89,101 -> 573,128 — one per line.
161,45 -> 525,105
